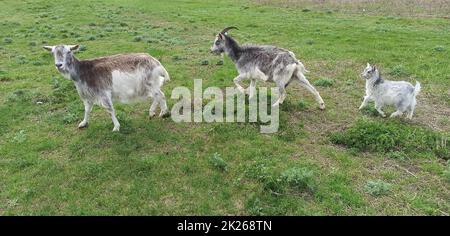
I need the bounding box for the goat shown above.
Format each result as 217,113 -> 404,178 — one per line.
210,27 -> 325,109
43,45 -> 170,132
359,63 -> 421,119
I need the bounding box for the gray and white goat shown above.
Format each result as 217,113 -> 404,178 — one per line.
210,27 -> 325,109
359,63 -> 421,119
44,45 -> 170,131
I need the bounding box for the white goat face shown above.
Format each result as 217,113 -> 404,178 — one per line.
43,45 -> 79,75
210,34 -> 226,55
361,63 -> 377,79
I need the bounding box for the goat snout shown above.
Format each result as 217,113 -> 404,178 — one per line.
210,49 -> 220,55
55,63 -> 63,68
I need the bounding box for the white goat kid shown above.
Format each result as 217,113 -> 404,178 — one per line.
359,63 -> 421,119
44,45 -> 170,132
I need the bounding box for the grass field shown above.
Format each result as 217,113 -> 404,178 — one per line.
0,0 -> 449,215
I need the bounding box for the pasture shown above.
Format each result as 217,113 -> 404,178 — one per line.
0,0 -> 449,215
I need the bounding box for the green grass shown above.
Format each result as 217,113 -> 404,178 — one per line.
330,118 -> 450,159
0,0 -> 449,215
313,77 -> 335,87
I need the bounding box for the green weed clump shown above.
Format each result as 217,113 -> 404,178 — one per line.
389,64 -> 410,77
245,161 -> 283,193
51,77 -> 76,105
281,167 -> 315,192
16,56 -> 28,65
209,153 -> 228,172
246,161 -> 316,194
13,130 -> 27,143
387,151 -> 408,160
433,45 -> 445,52
78,45 -> 87,51
245,195 -> 264,216
4,38 -> 13,44
364,180 -> 391,196
359,106 -> 379,117
7,89 -> 30,103
330,118 -> 449,159
63,112 -> 78,124
133,36 -> 144,42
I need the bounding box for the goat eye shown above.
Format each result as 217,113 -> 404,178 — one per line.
215,41 -> 220,45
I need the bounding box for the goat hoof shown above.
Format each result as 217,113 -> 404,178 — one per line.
159,110 -> 170,118
149,111 -> 156,118
112,126 -> 120,132
319,103 -> 326,110
78,121 -> 88,129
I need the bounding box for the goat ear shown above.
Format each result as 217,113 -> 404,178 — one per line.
69,45 -> 80,52
371,66 -> 377,72
43,46 -> 53,52
367,62 -> 370,67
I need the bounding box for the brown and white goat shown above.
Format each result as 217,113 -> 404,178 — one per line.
44,45 -> 170,132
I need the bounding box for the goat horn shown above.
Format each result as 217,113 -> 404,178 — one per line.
220,26 -> 238,34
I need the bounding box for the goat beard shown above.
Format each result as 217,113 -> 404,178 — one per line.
57,66 -> 69,74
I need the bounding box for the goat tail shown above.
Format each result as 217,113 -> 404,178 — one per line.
297,61 -> 310,74
413,81 -> 421,97
159,67 -> 170,85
